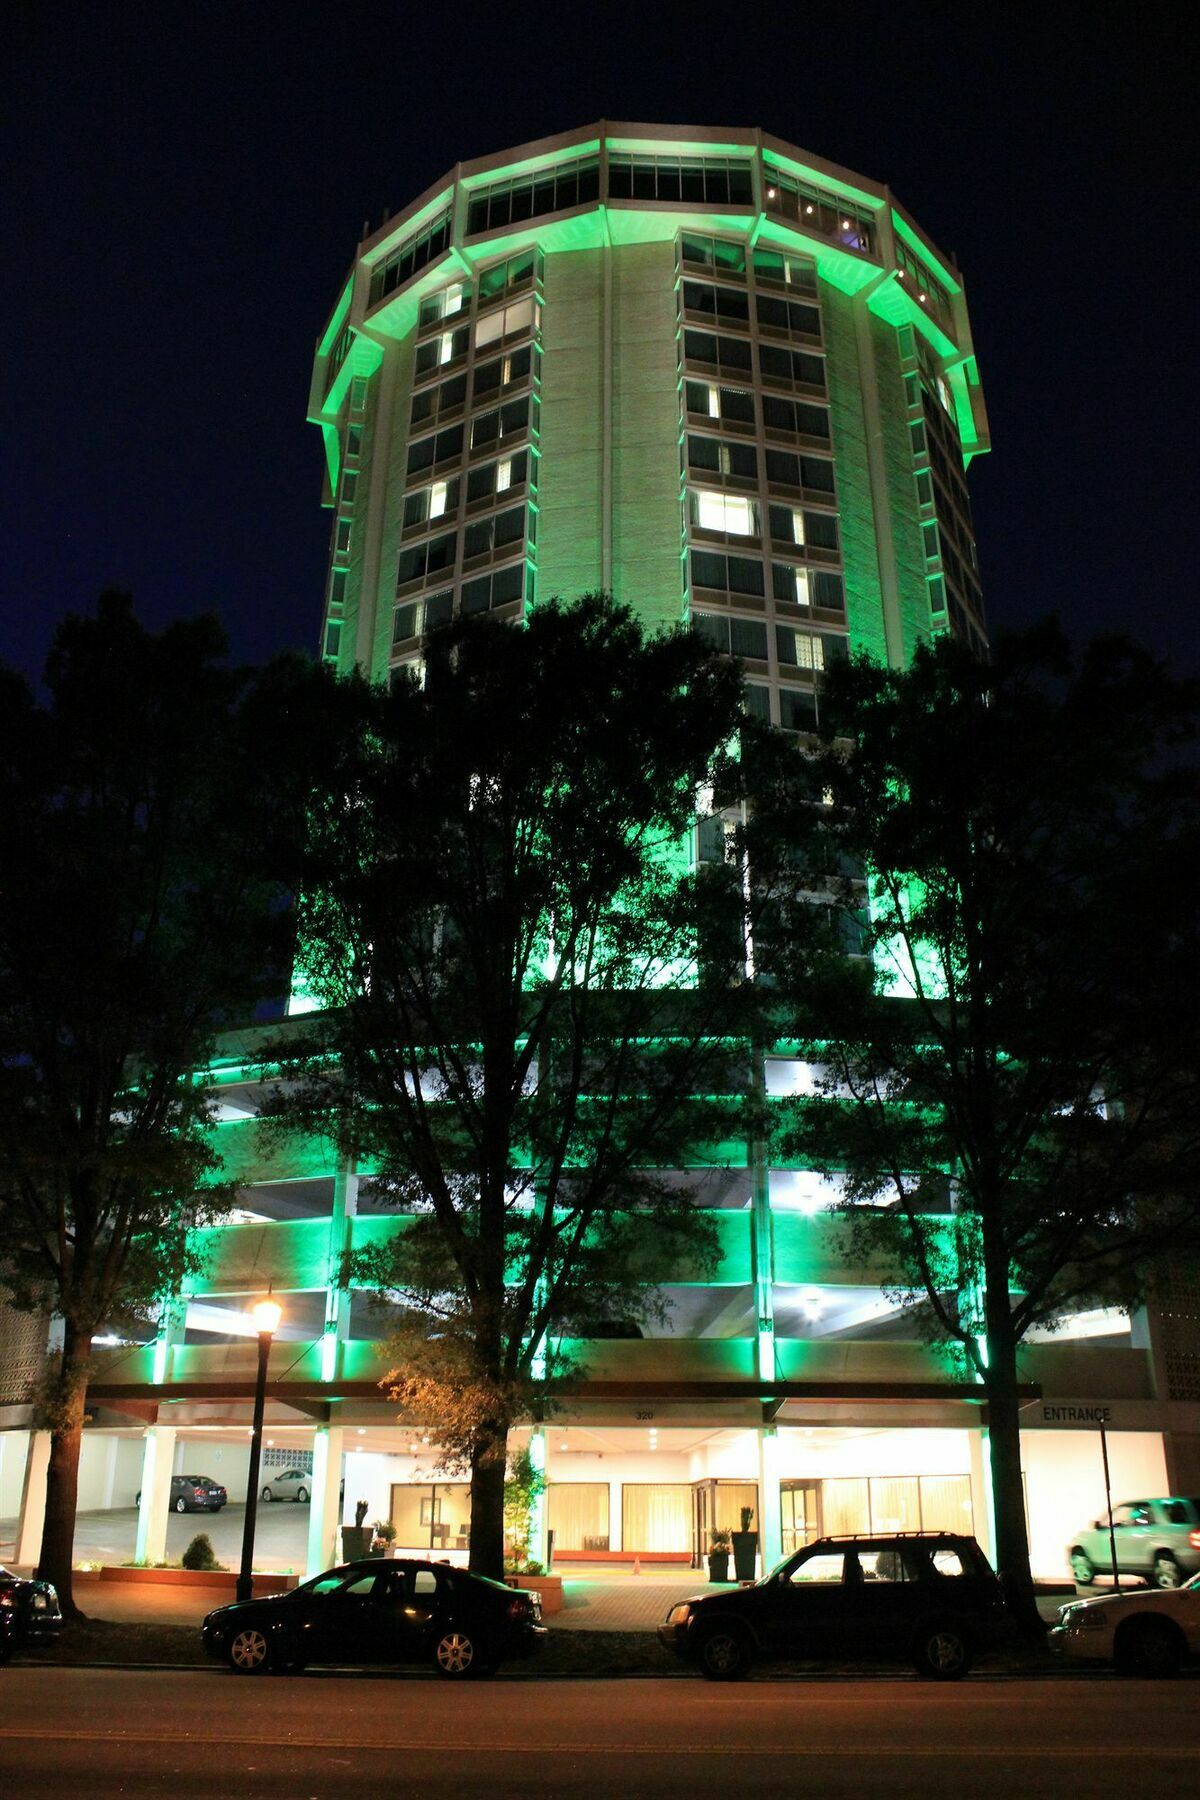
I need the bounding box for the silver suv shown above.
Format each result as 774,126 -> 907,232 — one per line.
1069,1498 -> 1200,1589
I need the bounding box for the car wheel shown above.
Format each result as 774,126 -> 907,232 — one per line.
697,1623 -> 753,1681
1152,1554 -> 1181,1590
433,1628 -> 484,1677
912,1621 -> 972,1680
1115,1617 -> 1182,1678
1069,1550 -> 1096,1584
227,1628 -> 273,1674
173,1497 -> 187,1514
261,1486 -> 273,1502
296,1487 -> 308,1503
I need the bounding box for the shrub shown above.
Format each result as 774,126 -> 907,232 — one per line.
181,1534 -> 224,1572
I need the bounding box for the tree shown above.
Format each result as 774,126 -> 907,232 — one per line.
0,593 -> 333,1614
750,624 -> 1200,1633
265,595 -> 751,1578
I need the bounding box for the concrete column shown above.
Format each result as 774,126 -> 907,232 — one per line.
608,1473 -> 622,1552
306,1425 -> 345,1577
14,1429 -> 51,1569
528,1427 -> 548,1567
134,1425 -> 177,1565
758,1426 -> 783,1574
320,1162 -> 358,1383
968,1423 -> 995,1563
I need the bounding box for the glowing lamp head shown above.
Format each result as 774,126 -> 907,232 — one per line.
251,1297 -> 283,1336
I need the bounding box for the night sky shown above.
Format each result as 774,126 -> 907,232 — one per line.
6,3 -> 1196,685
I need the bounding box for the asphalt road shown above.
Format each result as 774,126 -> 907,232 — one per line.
2,1667 -> 1198,1797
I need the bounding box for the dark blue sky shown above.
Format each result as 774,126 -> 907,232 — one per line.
5,2 -> 1196,683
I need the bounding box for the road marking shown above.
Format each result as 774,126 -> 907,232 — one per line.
0,1730 -> 1197,1758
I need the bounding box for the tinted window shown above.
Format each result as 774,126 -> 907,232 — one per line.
861,1549 -> 912,1581
931,1549 -> 967,1576
789,1552 -> 845,1585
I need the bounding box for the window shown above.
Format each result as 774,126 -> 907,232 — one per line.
752,246 -> 818,292
679,233 -> 747,274
690,610 -> 769,659
396,531 -> 455,588
403,477 -> 459,529
415,323 -> 469,375
780,688 -> 818,733
759,344 -> 826,392
681,280 -> 750,324
393,591 -> 453,643
406,424 -> 463,477
410,372 -> 467,427
743,682 -> 772,722
776,625 -> 848,670
860,1549 -> 913,1582
473,344 -> 533,400
690,551 -> 765,600
334,519 -> 351,555
466,450 -> 529,503
470,395 -> 532,451
460,561 -> 525,615
772,563 -> 810,607
476,296 -> 538,349
477,248 -> 538,305
762,394 -> 830,440
345,423 -> 363,460
763,168 -> 874,252
756,293 -> 822,339
812,570 -> 845,615
609,154 -> 753,206
764,448 -> 836,495
368,206 -> 453,305
328,569 -> 347,607
340,472 -> 358,507
463,504 -> 525,558
690,489 -> 759,536
683,329 -> 753,375
683,382 -> 755,426
323,622 -> 341,659
418,281 -> 469,329
466,155 -> 600,234
687,434 -> 757,479
788,1552 -> 846,1585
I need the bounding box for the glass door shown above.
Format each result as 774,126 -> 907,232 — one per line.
780,1480 -> 822,1555
692,1482 -> 711,1567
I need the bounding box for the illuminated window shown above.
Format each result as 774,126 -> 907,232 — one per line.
772,564 -> 810,608
683,382 -> 754,426
418,282 -> 469,330
403,477 -> 459,529
769,505 -> 805,547
476,296 -> 538,349
763,169 -> 875,252
691,489 -> 759,536
752,246 -> 818,292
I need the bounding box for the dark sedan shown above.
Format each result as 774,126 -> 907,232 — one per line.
202,1558 -> 546,1679
0,1566 -> 63,1663
659,1532 -> 1012,1680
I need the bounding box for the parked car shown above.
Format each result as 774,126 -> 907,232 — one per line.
0,1566 -> 62,1663
135,1475 -> 228,1514
658,1532 -> 1012,1681
201,1557 -> 546,1678
1067,1497 -> 1200,1589
1051,1571 -> 1200,1675
260,1469 -> 311,1504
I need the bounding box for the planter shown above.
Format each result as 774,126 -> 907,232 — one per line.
504,1574 -> 564,1615
707,1550 -> 731,1582
84,1566 -> 299,1596
731,1531 -> 759,1582
340,1526 -> 373,1560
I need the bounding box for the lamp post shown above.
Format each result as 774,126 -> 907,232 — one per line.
237,1296 -> 282,1603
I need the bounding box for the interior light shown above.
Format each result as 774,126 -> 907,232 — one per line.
357,1427 -> 366,1436
804,204 -> 814,214
559,1442 -> 569,1452
841,219 -> 850,229
919,293 -> 927,303
766,185 -> 777,198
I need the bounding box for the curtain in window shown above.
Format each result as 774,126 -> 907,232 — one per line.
869,1476 -> 921,1532
713,1483 -> 759,1534
821,1478 -> 869,1536
547,1483 -> 610,1552
622,1484 -> 691,1552
919,1474 -> 973,1533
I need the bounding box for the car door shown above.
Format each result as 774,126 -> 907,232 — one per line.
1111,1503 -> 1153,1573
303,1568 -> 389,1664
757,1549 -> 855,1657
366,1563 -> 442,1665
853,1546 -> 924,1653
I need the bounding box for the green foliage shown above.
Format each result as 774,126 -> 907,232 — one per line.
503,1443 -> 548,1565
180,1533 -> 224,1572
709,1529 -> 732,1551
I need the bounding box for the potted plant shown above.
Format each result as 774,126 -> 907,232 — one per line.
732,1505 -> 759,1582
707,1529 -> 732,1583
370,1519 -> 397,1557
341,1498 -> 373,1561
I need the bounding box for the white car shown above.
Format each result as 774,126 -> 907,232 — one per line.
1050,1571 -> 1200,1676
260,1468 -> 311,1503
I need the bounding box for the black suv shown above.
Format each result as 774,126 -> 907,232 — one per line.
0,1566 -> 62,1662
658,1532 -> 1011,1680
202,1558 -> 547,1679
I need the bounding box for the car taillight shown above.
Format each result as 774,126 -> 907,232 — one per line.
507,1595 -> 531,1621
1189,1530 -> 1200,1550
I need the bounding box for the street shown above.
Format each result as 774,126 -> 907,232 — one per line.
1,1668 -> 1198,1797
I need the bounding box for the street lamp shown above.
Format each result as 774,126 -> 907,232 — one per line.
236,1295 -> 283,1602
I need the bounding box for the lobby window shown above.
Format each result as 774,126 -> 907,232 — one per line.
460,561 -> 525,616
679,232 -> 747,274
403,477 -> 459,530
690,550 -> 765,602
396,530 -> 456,589
418,281 -> 469,329
691,611 -> 769,659
608,154 -> 754,207
689,488 -> 759,536
686,434 -> 758,479
683,329 -> 753,376
466,154 -> 600,234
763,395 -> 830,441
680,280 -> 750,325
368,206 -> 453,305
683,382 -> 755,426
752,246 -> 818,292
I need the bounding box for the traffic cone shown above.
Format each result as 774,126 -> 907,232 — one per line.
632,1555 -> 641,1576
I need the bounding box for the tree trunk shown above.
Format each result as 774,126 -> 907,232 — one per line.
36,1336 -> 91,1620
467,1420 -> 509,1580
980,1254 -> 1041,1639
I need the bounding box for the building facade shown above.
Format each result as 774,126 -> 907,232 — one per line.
4,124 -> 1197,1582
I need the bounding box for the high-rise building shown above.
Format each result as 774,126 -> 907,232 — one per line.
5,125 -> 1194,1585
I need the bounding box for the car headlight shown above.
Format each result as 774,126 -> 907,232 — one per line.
1065,1606 -> 1107,1632
666,1603 -> 692,1625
